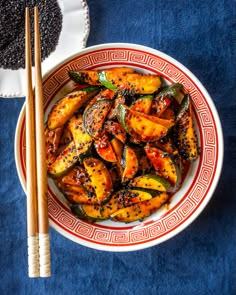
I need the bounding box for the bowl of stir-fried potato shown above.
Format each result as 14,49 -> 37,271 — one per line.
15,43 -> 223,251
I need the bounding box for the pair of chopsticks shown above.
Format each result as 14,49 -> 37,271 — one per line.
25,6 -> 51,278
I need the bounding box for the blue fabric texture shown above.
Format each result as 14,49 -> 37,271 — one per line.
0,0 -> 235,294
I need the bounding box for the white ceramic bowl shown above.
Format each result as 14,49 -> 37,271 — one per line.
15,43 -> 223,251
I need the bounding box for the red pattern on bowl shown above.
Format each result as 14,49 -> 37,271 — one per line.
15,44 -> 223,251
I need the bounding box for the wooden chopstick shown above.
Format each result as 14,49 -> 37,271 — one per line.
25,6 -> 51,278
25,6 -> 39,278
34,5 -> 51,278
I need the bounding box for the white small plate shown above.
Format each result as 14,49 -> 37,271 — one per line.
0,0 -> 90,98
15,43 -> 224,251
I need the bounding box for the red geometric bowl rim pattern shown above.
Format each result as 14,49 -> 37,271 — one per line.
14,43 -> 223,251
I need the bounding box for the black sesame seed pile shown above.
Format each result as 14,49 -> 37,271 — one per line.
0,0 -> 63,70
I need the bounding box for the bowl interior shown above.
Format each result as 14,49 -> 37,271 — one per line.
15,44 -> 223,251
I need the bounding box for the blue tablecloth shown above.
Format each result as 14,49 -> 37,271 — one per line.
0,1 -> 235,294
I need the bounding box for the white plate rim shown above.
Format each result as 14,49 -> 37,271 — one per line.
0,0 -> 90,98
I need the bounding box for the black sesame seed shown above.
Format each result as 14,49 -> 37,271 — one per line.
0,0 -> 63,70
